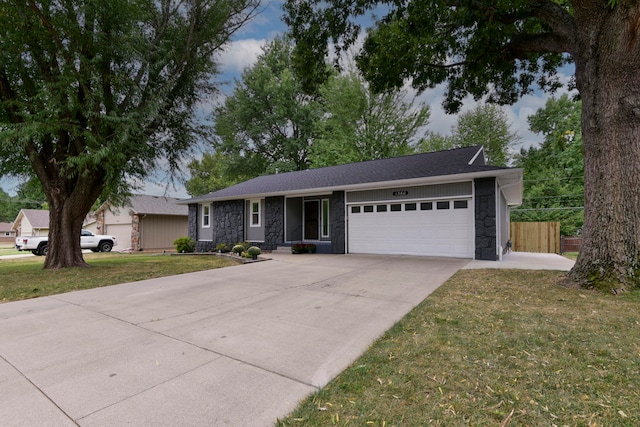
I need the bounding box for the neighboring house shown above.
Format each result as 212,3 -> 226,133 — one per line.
83,213 -> 98,235
181,146 -> 523,261
11,209 -> 49,237
0,222 -> 17,243
94,194 -> 188,251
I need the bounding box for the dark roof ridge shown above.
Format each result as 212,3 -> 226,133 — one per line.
182,145 -> 512,203
259,145 -> 484,179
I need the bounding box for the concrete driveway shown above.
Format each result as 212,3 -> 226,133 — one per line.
0,253 -> 468,426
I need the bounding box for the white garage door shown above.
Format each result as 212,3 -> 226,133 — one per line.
348,199 -> 474,258
103,224 -> 131,250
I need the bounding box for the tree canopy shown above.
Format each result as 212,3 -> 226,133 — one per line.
0,179 -> 47,223
213,36 -> 321,177
512,95 -> 584,236
417,104 -> 518,166
285,0 -> 640,291
189,37 -> 430,195
284,0 -> 569,113
311,71 -> 429,167
0,0 -> 258,267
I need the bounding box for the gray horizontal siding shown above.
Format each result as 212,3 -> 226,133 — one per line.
346,181 -> 473,204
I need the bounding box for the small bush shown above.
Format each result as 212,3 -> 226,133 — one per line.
173,236 -> 196,253
247,246 -> 261,258
292,243 -> 316,254
235,241 -> 251,251
215,243 -> 229,253
232,244 -> 245,255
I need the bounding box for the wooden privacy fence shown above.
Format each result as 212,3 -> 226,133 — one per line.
510,222 -> 561,254
561,236 -> 582,253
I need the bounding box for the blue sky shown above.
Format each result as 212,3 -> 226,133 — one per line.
1,2 -> 574,198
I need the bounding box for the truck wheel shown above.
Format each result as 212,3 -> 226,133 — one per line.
31,250 -> 39,256
98,241 -> 113,252
37,243 -> 48,256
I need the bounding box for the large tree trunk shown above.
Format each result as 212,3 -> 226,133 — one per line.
31,152 -> 106,269
569,5 -> 640,291
44,192 -> 94,269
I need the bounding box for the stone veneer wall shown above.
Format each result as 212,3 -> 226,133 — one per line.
263,196 -> 284,250
474,177 -> 497,261
188,204 -> 198,241
96,210 -> 105,233
131,214 -> 140,251
190,200 -> 244,252
330,191 -> 346,254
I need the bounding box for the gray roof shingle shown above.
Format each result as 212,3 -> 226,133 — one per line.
184,146 -> 516,203
20,209 -> 50,228
128,195 -> 188,216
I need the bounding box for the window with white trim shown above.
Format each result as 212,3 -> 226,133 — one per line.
321,199 -> 330,238
250,200 -> 261,227
201,204 -> 210,228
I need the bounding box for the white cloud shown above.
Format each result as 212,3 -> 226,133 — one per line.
409,65 -> 576,153
216,38 -> 268,74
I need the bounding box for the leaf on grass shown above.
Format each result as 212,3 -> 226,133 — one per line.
619,410 -> 628,418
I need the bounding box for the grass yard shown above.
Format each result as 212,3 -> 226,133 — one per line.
276,269 -> 640,427
563,252 -> 579,260
0,252 -> 239,302
0,243 -> 21,257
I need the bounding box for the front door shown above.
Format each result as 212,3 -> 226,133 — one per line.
304,200 -> 319,240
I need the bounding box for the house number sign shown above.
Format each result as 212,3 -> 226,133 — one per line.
393,191 -> 408,196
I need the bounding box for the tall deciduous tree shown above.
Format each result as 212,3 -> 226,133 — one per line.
513,95 -> 584,236
417,104 -> 518,166
452,104 -> 519,166
310,71 -> 429,167
0,0 -> 258,268
185,151 -> 249,196
0,188 -> 14,223
285,0 -> 640,290
213,36 -> 322,176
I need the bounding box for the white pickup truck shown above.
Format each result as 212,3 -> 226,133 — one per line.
15,230 -> 118,256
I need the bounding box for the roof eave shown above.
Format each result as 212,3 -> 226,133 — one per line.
183,169 -> 523,205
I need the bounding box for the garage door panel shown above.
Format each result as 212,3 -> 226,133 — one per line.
348,199 -> 473,258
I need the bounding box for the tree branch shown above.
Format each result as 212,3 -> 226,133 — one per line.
26,0 -> 90,95
529,0 -> 577,54
508,33 -> 571,56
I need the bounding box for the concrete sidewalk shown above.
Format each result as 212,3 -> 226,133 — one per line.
464,251 -> 576,271
0,254 -> 468,426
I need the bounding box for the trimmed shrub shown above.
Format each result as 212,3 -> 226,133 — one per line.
236,241 -> 251,251
232,244 -> 245,255
247,246 -> 261,259
173,236 -> 196,253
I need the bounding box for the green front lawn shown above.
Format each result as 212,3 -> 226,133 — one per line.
277,269 -> 640,426
0,243 -> 22,257
0,252 -> 239,302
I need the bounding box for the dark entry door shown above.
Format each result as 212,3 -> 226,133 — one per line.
304,200 -> 319,240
